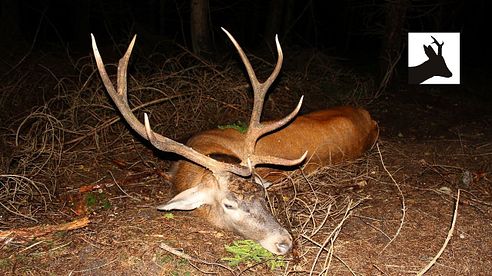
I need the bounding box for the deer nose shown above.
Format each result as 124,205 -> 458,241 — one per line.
275,239 -> 292,255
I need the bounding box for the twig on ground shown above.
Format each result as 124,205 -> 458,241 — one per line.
302,199 -> 363,275
108,170 -> 140,201
417,189 -> 461,276
333,254 -> 356,276
159,242 -> 236,275
69,258 -> 118,274
0,216 -> 90,242
377,143 -> 406,254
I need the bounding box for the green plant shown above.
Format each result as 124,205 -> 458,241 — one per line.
86,192 -> 98,207
85,192 -> 111,210
222,240 -> 285,270
217,121 -> 248,133
157,253 -> 190,276
162,213 -> 174,219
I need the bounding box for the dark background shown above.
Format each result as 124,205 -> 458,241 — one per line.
0,0 -> 488,65
1,3 -> 492,274
0,0 -> 490,122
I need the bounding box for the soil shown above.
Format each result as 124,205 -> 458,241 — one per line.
1,60 -> 491,275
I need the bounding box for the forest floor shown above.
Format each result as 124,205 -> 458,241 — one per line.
0,46 -> 491,275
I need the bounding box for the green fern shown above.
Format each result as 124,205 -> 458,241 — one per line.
222,240 -> 285,270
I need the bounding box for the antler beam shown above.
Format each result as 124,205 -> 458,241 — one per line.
221,28 -> 306,168
91,34 -> 251,177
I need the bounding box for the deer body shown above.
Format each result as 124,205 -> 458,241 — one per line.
175,106 -> 378,186
91,29 -> 378,255
168,106 -> 377,253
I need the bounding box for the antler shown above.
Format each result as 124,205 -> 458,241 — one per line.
221,28 -> 307,168
91,34 -> 251,177
91,30 -> 306,179
431,36 -> 444,55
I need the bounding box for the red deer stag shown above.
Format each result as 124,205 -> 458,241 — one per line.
91,28 -> 378,255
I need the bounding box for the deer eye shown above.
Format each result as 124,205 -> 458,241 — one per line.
223,200 -> 238,210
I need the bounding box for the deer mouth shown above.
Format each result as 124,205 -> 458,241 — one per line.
258,229 -> 293,255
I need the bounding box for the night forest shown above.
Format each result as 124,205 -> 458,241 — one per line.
1,1 -> 491,275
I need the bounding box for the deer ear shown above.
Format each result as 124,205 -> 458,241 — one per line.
157,184 -> 213,211
423,45 -> 436,57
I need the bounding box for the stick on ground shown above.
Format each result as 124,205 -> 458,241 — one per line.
0,216 -> 90,242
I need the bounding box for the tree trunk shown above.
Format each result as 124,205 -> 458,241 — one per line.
190,0 -> 212,54
264,0 -> 285,46
379,0 -> 409,89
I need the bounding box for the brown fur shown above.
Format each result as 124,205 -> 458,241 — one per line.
92,30 -> 379,255
172,105 -> 378,221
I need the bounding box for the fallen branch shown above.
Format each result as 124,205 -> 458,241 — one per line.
0,216 -> 90,242
377,143 -> 406,254
417,189 -> 461,275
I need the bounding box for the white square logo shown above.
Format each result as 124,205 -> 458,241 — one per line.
408,32 -> 460,84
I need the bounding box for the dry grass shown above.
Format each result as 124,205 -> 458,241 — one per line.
228,150 -> 381,275
0,43 -> 368,225
1,40 -> 439,275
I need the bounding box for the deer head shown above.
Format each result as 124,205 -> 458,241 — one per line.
409,36 -> 452,84
91,28 -> 306,255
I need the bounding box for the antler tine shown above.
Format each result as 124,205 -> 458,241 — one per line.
221,28 -> 282,131
430,36 -> 444,55
253,151 -> 308,167
430,36 -> 441,45
92,34 -> 142,136
91,34 -> 251,177
222,28 -> 306,168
